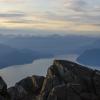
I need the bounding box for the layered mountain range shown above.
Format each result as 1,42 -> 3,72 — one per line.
0,35 -> 100,68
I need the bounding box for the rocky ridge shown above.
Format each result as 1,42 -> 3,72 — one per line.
0,60 -> 100,100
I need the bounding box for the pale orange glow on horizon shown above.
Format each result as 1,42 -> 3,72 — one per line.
0,0 -> 100,35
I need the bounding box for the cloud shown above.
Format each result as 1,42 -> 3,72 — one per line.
0,11 -> 25,18
5,20 -> 33,24
0,0 -> 14,2
65,0 -> 87,12
0,0 -> 100,35
0,0 -> 24,3
0,10 -> 100,33
57,0 -> 100,29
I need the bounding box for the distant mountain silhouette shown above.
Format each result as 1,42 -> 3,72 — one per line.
0,44 -> 53,69
88,39 -> 100,49
1,35 -> 97,55
77,48 -> 100,66
0,35 -> 99,68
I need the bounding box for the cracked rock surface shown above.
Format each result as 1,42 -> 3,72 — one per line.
0,60 -> 100,100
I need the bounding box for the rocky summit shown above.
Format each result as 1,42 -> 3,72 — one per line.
0,60 -> 100,100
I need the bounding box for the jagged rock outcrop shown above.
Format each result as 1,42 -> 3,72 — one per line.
8,75 -> 45,100
0,77 -> 10,100
0,60 -> 100,100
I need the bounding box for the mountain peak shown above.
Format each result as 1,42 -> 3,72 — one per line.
0,60 -> 100,100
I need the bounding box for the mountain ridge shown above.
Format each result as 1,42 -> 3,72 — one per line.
0,43 -> 53,69
77,48 -> 100,66
0,60 -> 100,100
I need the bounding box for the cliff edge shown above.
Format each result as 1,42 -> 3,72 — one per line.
0,60 -> 100,100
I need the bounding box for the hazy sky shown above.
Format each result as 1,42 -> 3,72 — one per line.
0,0 -> 100,36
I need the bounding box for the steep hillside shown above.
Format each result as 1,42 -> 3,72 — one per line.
0,44 -> 52,69
77,48 -> 100,66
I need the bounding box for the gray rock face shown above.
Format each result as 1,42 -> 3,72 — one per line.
16,75 -> 45,94
0,77 -> 7,94
8,75 -> 45,100
0,60 -> 100,100
0,77 -> 10,100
